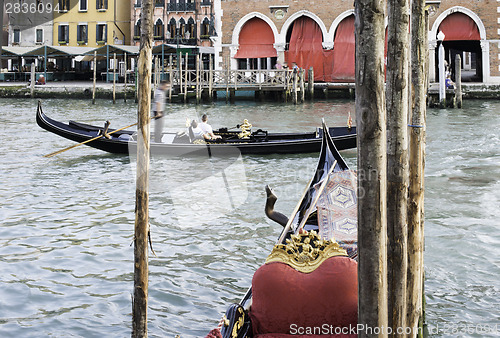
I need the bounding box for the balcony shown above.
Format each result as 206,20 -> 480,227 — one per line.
166,38 -> 197,46
167,2 -> 195,12
200,0 -> 212,6
155,0 -> 164,7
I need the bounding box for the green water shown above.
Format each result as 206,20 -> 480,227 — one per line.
0,98 -> 498,337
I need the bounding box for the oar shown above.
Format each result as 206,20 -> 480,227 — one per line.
44,121 -> 142,158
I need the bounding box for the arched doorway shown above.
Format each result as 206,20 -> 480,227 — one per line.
285,16 -> 333,82
234,17 -> 277,70
436,12 -> 482,82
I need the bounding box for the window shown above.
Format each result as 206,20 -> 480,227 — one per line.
186,17 -> 195,40
79,0 -> 87,11
155,0 -> 164,7
154,19 -> 164,40
96,24 -> 107,44
36,29 -> 43,44
200,17 -> 210,38
134,20 -> 141,40
77,24 -> 88,44
135,0 -> 141,7
167,18 -> 176,40
179,18 -> 186,38
96,0 -> 108,10
13,29 -> 21,44
59,0 -> 70,12
58,24 -> 69,44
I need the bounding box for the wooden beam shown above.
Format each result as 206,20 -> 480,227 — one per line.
386,0 -> 410,334
132,0 -> 153,336
355,0 -> 388,336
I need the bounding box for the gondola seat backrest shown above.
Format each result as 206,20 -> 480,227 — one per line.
249,231 -> 358,337
188,126 -> 195,143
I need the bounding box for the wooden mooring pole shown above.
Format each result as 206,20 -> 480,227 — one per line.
124,52 -> 127,103
355,0 -> 388,336
30,63 -> 35,98
307,67 -> 314,100
113,53 -> 116,104
455,54 -> 462,108
184,53 -> 188,103
168,55 -> 173,102
92,51 -> 97,104
196,54 -> 200,104
386,0 -> 410,334
408,0 -> 428,334
209,54 -> 214,101
132,0 -> 153,336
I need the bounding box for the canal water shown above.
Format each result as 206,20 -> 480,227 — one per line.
0,97 -> 498,337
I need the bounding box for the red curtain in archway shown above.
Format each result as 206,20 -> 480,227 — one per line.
331,15 -> 355,82
234,18 -> 277,59
285,16 -> 334,82
438,12 -> 480,41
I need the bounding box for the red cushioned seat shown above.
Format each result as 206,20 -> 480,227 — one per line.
250,256 -> 358,337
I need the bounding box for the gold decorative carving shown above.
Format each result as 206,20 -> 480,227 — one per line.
265,231 -> 347,273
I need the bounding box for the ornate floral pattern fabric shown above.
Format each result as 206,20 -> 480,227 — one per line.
316,170 -> 358,260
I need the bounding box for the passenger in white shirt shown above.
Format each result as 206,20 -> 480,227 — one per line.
198,114 -> 221,139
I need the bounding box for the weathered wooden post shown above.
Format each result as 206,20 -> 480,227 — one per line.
226,55 -> 230,103
113,53 -> 117,104
30,63 -> 36,98
184,53 -> 188,103
355,0 -> 388,336
386,0 -> 410,334
92,51 -> 97,104
132,0 -> 154,336
300,69 -> 305,103
408,0 -> 428,333
292,70 -> 298,104
455,54 -> 462,108
196,54 -> 200,104
168,55 -> 173,102
209,54 -> 214,101
308,67 -> 314,100
124,52 -> 127,103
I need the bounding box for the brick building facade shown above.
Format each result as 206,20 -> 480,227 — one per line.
213,0 -> 500,84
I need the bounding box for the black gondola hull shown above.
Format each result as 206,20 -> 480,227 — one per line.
37,103 -> 356,156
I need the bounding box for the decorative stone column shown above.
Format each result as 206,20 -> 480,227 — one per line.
480,40 -> 490,83
274,43 -> 286,65
428,40 -> 437,83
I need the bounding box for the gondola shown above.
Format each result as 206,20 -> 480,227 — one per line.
207,122 -> 358,337
36,102 -> 356,156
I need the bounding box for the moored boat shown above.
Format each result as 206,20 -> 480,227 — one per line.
36,101 -> 356,156
207,122 -> 359,337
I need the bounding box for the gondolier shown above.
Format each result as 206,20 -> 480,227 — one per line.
153,80 -> 169,143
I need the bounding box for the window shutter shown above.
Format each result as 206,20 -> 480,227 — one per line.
104,0 -> 108,9
105,24 -> 108,42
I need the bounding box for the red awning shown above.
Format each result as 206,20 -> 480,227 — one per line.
285,16 -> 334,82
438,13 -> 480,41
331,15 -> 355,82
234,18 -> 277,59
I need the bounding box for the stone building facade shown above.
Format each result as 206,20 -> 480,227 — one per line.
131,0 -> 216,48
7,0 -> 53,46
213,0 -> 500,84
